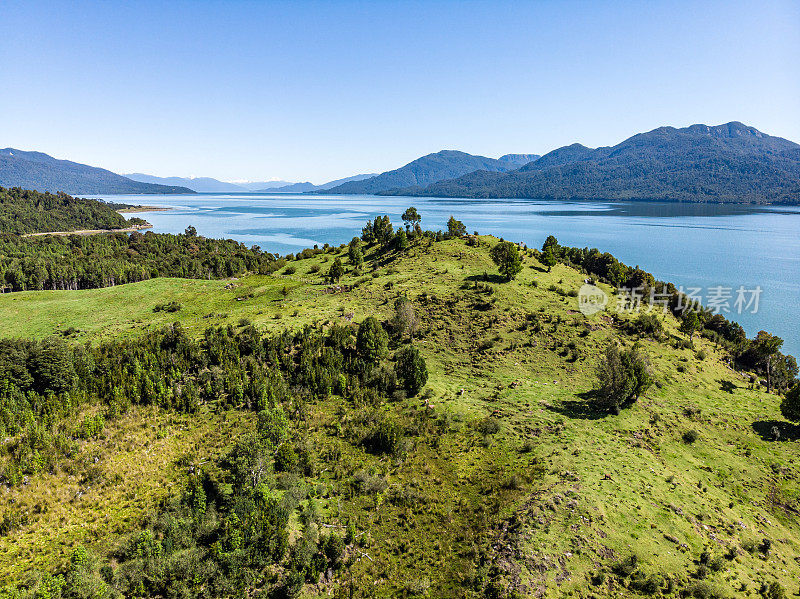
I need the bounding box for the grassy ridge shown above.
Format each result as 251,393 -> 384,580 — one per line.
1,235 -> 798,596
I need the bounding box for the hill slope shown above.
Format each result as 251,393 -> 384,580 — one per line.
394,123 -> 800,203
325,150 -> 519,194
0,186 -> 131,235
0,230 -> 798,597
0,149 -> 194,195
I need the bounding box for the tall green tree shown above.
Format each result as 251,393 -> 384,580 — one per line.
401,207 -> 421,232
446,216 -> 466,238
539,246 -> 557,272
347,238 -> 363,266
328,257 -> 344,283
395,345 -> 428,396
490,241 -> 523,281
373,215 -> 394,246
752,331 -> 784,393
393,228 -> 409,251
542,235 -> 559,253
356,317 -> 388,364
679,312 -> 700,340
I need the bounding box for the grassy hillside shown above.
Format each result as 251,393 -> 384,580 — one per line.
1,235 -> 798,597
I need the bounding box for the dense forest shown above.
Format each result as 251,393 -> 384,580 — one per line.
0,228 -> 281,291
0,319 -> 427,597
386,122 -> 800,204
0,187 -> 130,235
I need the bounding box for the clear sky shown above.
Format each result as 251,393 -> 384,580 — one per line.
2,0 -> 798,183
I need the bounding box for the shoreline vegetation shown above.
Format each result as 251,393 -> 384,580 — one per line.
21,222 -> 153,237
115,205 -> 171,213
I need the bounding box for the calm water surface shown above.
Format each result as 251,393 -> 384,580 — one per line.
92,193 -> 800,357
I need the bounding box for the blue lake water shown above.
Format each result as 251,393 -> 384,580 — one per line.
91,193 -> 800,357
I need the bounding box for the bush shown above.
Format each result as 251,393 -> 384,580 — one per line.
283,266 -> 297,275
629,571 -> 661,594
780,383 -> 800,421
683,430 -> 699,444
630,313 -> 664,337
363,415 -> 403,455
490,241 -> 522,281
611,554 -> 638,577
154,301 -> 181,313
760,581 -> 787,599
275,443 -> 299,472
474,416 -> 501,436
595,342 -> 652,412
590,571 -> 606,586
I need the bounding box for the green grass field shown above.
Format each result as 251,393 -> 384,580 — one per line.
2,236 -> 798,597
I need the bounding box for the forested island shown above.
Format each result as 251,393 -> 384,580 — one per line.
0,191 -> 798,598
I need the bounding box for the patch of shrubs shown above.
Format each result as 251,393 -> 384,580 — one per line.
473,416 -> 501,436
153,300 -> 181,312
683,430 -> 699,444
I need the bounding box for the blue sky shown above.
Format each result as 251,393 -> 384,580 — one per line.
2,0 -> 798,183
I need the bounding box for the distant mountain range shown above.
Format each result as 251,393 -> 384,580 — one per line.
0,149 -> 194,195
6,121 -> 798,203
324,150 -> 531,195
124,175 -> 303,193
125,174 -> 246,193
258,173 -> 377,193
498,154 -> 541,167
381,122 -> 800,204
124,173 -> 378,194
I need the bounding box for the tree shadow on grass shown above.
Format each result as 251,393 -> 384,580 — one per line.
752,420 -> 800,442
543,390 -> 609,421
717,379 -> 738,394
464,273 -> 506,284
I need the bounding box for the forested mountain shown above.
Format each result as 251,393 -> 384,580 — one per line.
0,187 -> 129,235
498,153 -> 540,167
258,173 -> 377,192
389,122 -> 800,203
0,149 -> 193,195
325,150 -> 519,194
124,173 -> 244,192
259,181 -> 318,192
238,180 -> 295,191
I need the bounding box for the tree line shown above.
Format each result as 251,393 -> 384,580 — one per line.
0,187 -> 130,235
0,314 -> 427,597
0,227 -> 282,291
537,236 -> 797,395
